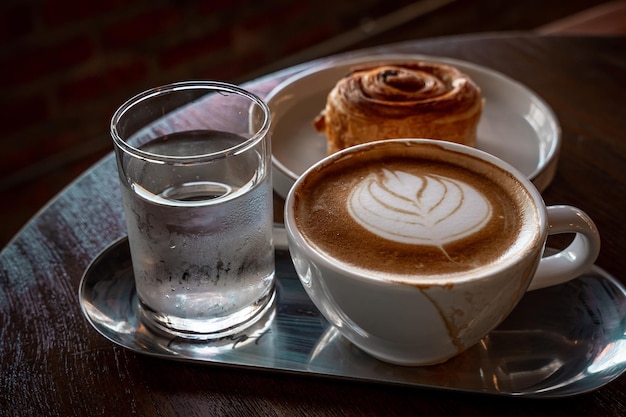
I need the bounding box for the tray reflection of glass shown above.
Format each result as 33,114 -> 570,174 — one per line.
79,239 -> 626,398
111,82 -> 275,340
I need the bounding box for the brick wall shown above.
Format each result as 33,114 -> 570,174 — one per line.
0,0 -> 416,244
1,0 -> 417,179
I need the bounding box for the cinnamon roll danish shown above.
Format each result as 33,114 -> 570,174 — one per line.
313,61 -> 483,154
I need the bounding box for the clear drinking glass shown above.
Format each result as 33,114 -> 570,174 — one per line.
111,81 -> 275,340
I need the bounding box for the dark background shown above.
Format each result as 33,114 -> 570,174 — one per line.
1,0 -> 621,247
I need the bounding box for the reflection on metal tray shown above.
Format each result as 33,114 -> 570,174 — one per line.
79,236 -> 626,398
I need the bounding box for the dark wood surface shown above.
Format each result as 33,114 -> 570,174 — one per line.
1,33 -> 625,416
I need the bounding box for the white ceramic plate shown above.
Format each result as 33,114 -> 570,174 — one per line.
267,54 -> 561,198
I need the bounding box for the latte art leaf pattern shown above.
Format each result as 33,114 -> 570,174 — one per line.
347,169 -> 492,249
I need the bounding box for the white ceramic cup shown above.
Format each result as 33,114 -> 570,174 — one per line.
284,139 -> 600,366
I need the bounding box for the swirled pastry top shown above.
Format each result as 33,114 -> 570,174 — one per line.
314,61 -> 483,153
340,62 -> 479,117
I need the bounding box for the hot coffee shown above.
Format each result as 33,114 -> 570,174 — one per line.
292,141 -> 541,280
286,138 -> 599,365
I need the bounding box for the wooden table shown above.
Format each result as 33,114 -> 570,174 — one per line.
1,33 -> 625,416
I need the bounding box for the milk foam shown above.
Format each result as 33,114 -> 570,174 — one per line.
347,169 -> 492,248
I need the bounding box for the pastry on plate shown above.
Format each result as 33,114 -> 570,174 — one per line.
313,61 -> 483,154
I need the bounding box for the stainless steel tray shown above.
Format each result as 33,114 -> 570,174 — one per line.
79,234 -> 626,398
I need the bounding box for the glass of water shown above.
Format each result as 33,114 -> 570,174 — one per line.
111,81 -> 275,340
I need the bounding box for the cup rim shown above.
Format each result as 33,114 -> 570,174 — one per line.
284,138 -> 548,286
110,81 -> 270,165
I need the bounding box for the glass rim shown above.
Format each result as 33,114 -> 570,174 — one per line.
110,81 -> 271,165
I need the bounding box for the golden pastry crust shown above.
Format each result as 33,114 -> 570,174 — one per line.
314,61 -> 483,154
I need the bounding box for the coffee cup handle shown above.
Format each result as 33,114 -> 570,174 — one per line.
527,205 -> 601,291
